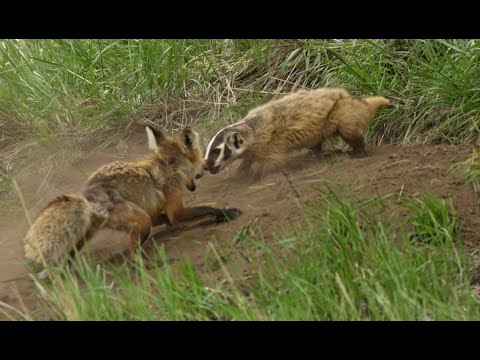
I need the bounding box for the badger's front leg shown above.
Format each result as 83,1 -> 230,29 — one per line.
235,159 -> 253,177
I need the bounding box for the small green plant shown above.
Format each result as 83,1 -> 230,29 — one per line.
454,149 -> 480,193
403,193 -> 459,244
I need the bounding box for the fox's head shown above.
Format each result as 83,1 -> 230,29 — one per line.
146,126 -> 204,191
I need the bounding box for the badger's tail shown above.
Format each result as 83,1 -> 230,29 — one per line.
23,194 -> 98,271
364,96 -> 391,112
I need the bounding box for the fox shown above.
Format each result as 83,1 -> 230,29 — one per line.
203,87 -> 391,179
23,126 -> 242,273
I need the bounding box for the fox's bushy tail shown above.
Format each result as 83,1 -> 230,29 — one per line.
23,194 -> 96,268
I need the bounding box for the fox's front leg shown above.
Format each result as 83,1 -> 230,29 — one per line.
161,188 -> 242,225
170,206 -> 242,224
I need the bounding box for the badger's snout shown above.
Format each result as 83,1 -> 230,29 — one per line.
203,161 -> 220,174
210,165 -> 220,174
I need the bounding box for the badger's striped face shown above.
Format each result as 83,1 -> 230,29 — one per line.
204,124 -> 247,174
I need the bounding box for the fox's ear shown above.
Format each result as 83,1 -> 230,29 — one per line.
182,127 -> 200,150
145,126 -> 165,151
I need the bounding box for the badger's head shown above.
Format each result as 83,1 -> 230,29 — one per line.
146,126 -> 204,191
204,125 -> 250,174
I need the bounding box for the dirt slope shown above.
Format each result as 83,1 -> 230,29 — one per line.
0,137 -> 478,319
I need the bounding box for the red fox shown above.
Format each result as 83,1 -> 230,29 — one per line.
203,87 -> 391,179
24,126 -> 242,273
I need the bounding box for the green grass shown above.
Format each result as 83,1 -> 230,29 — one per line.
455,149 -> 480,194
2,39 -> 479,205
403,193 -> 459,244
21,189 -> 478,321
1,39 -> 479,146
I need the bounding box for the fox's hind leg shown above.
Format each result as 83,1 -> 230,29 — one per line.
66,226 -> 99,268
104,200 -> 152,262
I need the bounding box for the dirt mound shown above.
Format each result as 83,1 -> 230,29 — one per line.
0,140 -> 478,319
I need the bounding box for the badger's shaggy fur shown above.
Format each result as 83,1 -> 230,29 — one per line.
204,87 -> 390,179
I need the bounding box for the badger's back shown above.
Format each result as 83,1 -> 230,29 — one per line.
24,194 -> 94,266
247,87 -> 349,127
204,88 -> 349,163
246,88 -> 350,153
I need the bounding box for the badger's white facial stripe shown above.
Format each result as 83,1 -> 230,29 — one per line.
214,144 -> 225,168
204,120 -> 245,160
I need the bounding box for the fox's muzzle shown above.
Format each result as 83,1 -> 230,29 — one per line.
187,182 -> 196,192
195,170 -> 204,179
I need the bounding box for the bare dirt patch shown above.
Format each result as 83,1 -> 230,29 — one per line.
0,137 -> 478,319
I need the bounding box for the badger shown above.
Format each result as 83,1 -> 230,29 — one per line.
203,87 -> 390,179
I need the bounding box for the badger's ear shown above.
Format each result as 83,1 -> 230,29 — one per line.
145,126 -> 165,151
182,127 -> 200,150
227,132 -> 244,149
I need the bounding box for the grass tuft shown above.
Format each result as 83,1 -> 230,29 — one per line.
27,189 -> 479,320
